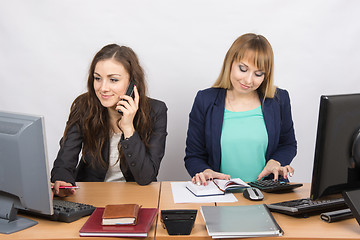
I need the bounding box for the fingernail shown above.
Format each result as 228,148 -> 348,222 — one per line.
197,182 -> 200,186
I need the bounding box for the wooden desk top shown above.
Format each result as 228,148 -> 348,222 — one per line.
2,182 -> 360,240
156,181 -> 214,240
0,182 -> 160,240
217,183 -> 360,240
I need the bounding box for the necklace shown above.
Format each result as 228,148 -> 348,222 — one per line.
226,96 -> 235,111
226,90 -> 260,112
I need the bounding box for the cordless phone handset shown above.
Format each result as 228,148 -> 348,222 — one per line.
118,80 -> 135,114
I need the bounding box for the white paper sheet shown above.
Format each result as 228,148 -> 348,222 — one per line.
170,182 -> 238,203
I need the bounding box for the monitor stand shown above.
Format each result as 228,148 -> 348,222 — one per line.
0,217 -> 38,234
0,196 -> 38,234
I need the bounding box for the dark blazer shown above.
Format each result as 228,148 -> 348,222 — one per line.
51,98 -> 167,186
184,87 -> 297,178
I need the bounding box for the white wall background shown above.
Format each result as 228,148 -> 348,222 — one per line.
1,0 -> 359,183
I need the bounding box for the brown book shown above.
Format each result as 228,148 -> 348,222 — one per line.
102,204 -> 141,225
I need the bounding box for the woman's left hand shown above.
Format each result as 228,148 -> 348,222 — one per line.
257,159 -> 294,181
116,85 -> 139,138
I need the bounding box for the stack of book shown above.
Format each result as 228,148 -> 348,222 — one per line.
79,204 -> 158,237
201,204 -> 283,238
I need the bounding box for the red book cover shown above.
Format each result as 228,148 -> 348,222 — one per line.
79,207 -> 158,237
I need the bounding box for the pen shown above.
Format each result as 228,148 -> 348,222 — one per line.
51,186 -> 79,189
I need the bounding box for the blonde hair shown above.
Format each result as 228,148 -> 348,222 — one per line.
213,33 -> 276,99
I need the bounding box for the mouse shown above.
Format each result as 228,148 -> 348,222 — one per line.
243,187 -> 264,201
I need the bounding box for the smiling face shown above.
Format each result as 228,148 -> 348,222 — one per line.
229,57 -> 265,95
93,58 -> 130,109
213,34 -> 275,99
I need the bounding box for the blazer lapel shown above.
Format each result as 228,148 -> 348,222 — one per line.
262,98 -> 276,161
211,89 -> 226,171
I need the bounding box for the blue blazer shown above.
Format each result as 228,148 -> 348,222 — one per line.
184,87 -> 297,177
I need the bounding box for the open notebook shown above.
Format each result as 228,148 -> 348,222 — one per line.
186,178 -> 249,197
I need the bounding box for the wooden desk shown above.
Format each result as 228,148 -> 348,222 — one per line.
0,182 -> 160,240
218,183 -> 360,240
2,182 -> 360,240
156,181 -> 214,240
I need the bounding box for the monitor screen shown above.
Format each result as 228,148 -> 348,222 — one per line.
310,93 -> 360,200
0,111 -> 53,234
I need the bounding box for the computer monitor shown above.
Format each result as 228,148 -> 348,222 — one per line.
0,111 -> 53,234
310,93 -> 360,200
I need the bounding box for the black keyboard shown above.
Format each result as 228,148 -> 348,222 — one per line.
22,199 -> 96,223
267,197 -> 348,217
248,180 -> 303,193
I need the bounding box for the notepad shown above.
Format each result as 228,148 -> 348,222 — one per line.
201,204 -> 283,238
171,182 -> 238,203
186,178 -> 250,197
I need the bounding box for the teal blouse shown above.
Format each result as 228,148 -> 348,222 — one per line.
220,106 -> 268,182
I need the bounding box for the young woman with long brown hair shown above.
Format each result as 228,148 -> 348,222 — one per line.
51,44 -> 167,196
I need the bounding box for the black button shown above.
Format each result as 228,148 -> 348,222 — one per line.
127,153 -> 132,158
130,162 -> 136,167
123,144 -> 128,149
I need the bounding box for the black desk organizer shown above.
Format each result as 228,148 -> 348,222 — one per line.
161,209 -> 197,235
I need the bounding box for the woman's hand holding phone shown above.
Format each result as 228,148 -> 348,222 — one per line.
116,85 -> 139,138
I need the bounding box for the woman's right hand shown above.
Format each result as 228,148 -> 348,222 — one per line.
116,85 -> 139,139
192,169 -> 231,186
52,181 -> 76,197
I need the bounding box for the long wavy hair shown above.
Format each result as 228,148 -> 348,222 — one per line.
62,44 -> 152,169
213,33 -> 276,99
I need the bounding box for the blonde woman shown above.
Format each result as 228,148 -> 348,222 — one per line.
185,33 -> 297,185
